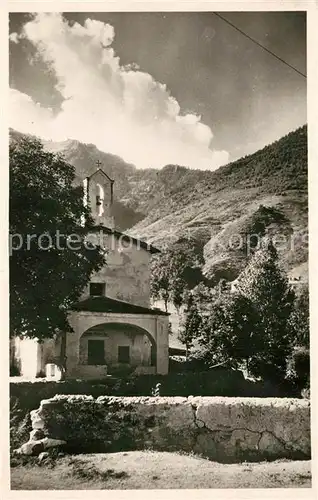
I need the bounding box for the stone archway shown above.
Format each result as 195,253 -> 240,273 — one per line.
79,322 -> 157,375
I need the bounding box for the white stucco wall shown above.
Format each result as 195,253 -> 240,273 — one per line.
82,169 -> 154,308
11,337 -> 62,379
82,232 -> 152,308
12,337 -> 41,378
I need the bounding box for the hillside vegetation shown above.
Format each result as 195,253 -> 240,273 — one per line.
10,125 -> 308,281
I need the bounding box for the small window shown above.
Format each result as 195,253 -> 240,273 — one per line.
118,346 -> 130,364
87,339 -> 105,365
89,282 -> 105,296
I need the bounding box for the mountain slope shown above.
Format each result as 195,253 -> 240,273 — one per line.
130,126 -> 307,237
10,125 -> 308,281
130,126 -> 308,281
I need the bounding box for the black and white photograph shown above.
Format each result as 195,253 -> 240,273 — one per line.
7,6 -> 313,493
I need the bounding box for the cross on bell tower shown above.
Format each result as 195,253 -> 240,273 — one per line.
95,159 -> 102,169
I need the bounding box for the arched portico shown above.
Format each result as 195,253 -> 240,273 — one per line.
65,311 -> 168,379
79,322 -> 157,375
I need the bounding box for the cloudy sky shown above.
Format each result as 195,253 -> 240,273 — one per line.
9,12 -> 306,170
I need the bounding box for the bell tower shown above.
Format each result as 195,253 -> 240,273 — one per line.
83,165 -> 114,229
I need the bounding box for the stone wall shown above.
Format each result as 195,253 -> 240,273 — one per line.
20,395 -> 311,463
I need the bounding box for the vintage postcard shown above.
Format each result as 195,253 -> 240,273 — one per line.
2,1 -> 317,498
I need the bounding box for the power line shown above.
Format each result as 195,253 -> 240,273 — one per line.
213,12 -> 307,79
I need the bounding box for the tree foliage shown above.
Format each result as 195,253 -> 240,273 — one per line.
289,284 -> 309,349
10,135 -> 106,340
191,282 -> 216,313
234,241 -> 295,381
197,292 -> 261,370
178,294 -> 203,358
184,242 -> 303,384
150,251 -> 171,312
285,284 -> 310,392
150,237 -> 204,311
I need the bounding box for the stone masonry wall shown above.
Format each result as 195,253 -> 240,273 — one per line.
19,395 -> 310,463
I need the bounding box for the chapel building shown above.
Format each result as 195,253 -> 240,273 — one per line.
11,167 -> 169,379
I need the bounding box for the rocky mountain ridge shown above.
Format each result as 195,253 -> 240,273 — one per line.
10,125 -> 308,282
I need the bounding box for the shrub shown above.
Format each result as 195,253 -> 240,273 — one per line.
169,356 -> 188,373
10,364 -> 21,377
10,398 -> 31,450
287,346 -> 310,393
10,368 -> 297,425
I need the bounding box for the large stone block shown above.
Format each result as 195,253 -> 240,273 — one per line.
19,395 -> 310,462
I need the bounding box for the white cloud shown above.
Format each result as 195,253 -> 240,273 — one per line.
10,13 -> 229,170
10,88 -> 54,137
9,32 -> 20,43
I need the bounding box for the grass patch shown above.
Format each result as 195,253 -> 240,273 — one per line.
11,451 -> 312,490
67,457 -> 129,482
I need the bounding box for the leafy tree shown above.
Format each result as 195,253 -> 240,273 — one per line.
171,277 -> 186,313
178,294 -> 202,359
235,240 -> 295,382
286,345 -> 310,392
289,284 -> 309,349
10,135 -> 105,373
217,278 -> 228,296
171,237 -> 204,268
150,251 -> 171,312
286,284 -> 310,393
198,292 -> 261,372
191,282 -> 216,313
150,237 -> 204,312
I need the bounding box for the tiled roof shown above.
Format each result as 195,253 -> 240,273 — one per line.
71,296 -> 169,315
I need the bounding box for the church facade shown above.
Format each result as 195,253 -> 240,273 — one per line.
11,167 -> 169,379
